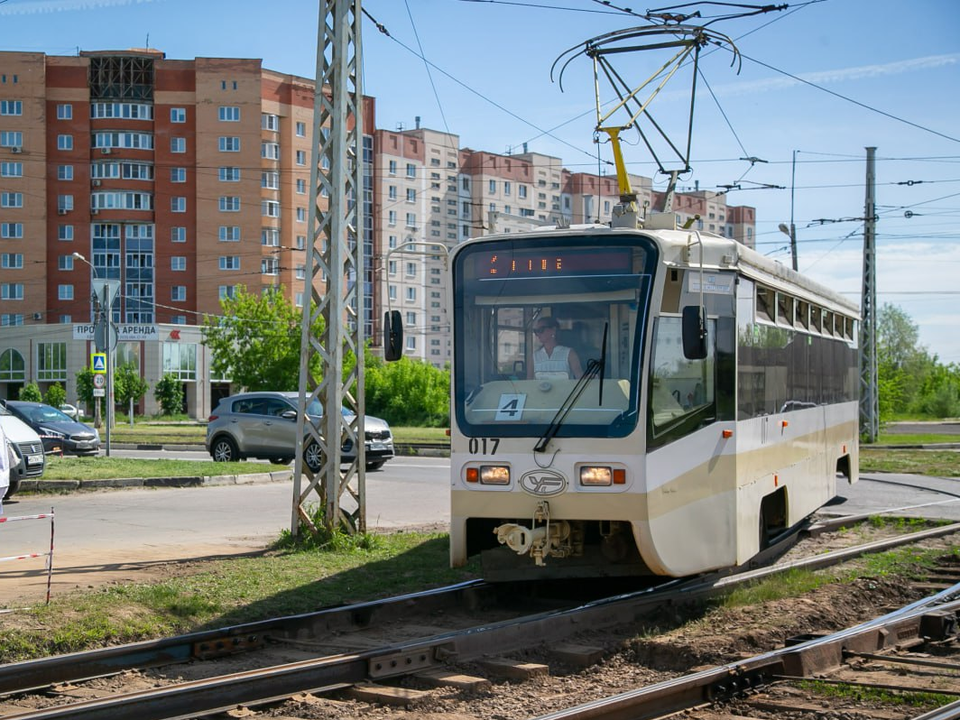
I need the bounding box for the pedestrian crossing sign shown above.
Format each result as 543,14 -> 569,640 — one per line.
91,353 -> 107,374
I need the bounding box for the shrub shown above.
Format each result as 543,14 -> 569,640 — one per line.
154,374 -> 184,416
19,382 -> 42,403
45,382 -> 66,409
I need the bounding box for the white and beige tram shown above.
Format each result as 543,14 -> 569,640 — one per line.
390,216 -> 860,580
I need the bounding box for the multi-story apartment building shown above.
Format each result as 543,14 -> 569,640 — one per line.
0,49 -> 375,416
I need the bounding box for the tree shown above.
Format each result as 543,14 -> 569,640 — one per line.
45,382 -> 66,409
76,367 -> 95,407
19,382 -> 42,402
365,355 -> 450,426
202,286 -> 325,391
115,362 -> 149,413
154,374 -> 184,416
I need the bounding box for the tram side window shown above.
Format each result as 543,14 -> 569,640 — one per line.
649,316 -> 715,435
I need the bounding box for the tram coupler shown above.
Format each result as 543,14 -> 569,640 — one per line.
494,501 -> 572,566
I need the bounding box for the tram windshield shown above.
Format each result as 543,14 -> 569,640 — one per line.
452,234 -> 657,438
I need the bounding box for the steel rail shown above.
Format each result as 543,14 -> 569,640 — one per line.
0,579 -> 488,695
529,592 -> 960,720
4,524 -> 959,719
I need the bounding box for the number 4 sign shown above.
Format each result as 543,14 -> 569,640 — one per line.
495,393 -> 526,421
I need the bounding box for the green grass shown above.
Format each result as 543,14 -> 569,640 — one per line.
797,679 -> 956,709
41,456 -> 289,481
0,531 -> 479,663
876,433 -> 960,445
859,449 -> 960,477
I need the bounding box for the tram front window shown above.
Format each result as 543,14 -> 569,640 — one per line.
453,237 -> 656,439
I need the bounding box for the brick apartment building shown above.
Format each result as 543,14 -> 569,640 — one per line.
0,49 -> 756,415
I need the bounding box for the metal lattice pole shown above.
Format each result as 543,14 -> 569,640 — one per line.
859,146 -> 879,442
292,0 -> 365,537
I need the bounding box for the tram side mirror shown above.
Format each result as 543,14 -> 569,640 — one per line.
384,310 -> 403,361
682,305 -> 707,360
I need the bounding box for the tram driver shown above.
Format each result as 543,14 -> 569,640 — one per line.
529,316 -> 584,380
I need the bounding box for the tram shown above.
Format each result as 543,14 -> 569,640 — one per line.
386,209 -> 860,580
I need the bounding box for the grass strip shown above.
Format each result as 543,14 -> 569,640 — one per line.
0,531 -> 479,663
859,449 -> 960,477
41,456 -> 289,482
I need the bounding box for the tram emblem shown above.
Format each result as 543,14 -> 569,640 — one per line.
519,469 -> 566,497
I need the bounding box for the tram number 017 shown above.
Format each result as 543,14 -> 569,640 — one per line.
468,438 -> 500,455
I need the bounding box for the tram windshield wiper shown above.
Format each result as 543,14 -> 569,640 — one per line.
534,322 -> 609,454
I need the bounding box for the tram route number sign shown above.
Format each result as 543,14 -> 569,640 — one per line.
495,393 -> 526,422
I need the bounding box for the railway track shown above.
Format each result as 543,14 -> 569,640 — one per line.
0,518 -> 957,719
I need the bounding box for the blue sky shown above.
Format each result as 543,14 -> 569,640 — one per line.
4,0 -> 960,362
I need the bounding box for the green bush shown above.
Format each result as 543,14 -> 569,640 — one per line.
45,382 -> 66,409
365,356 -> 449,427
154,374 -> 184,416
19,382 -> 42,403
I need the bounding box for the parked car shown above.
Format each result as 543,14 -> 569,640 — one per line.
3,401 -> 101,456
0,405 -> 46,499
59,403 -> 81,421
205,391 -> 394,471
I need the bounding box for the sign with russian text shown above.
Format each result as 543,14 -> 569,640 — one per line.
74,324 -> 159,341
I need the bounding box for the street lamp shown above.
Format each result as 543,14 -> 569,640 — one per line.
72,252 -> 113,454
777,223 -> 798,271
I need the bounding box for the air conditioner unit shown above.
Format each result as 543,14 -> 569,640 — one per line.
57,208 -> 67,216
10,146 -> 22,154
92,179 -> 102,187
33,313 -> 42,321
101,147 -> 112,155
90,208 -> 99,215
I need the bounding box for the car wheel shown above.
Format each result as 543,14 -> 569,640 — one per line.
211,436 -> 239,463
366,461 -> 385,471
303,441 -> 324,473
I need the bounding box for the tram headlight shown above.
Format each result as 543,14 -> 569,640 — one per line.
580,466 -> 626,486
479,465 -> 511,485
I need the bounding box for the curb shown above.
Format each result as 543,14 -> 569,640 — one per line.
19,470 -> 294,493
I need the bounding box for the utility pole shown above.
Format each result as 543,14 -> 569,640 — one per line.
789,149 -> 798,271
292,0 -> 366,537
859,146 -> 879,442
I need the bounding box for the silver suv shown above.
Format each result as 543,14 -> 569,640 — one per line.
205,391 -> 394,471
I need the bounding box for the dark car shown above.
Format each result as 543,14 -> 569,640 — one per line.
205,391 -> 394,471
3,401 -> 101,456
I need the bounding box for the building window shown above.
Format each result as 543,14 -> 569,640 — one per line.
171,137 -> 186,153
1,283 -> 24,300
406,311 -> 416,326
518,185 -> 527,199
406,188 -> 416,203
296,121 -> 306,137
296,178 -> 306,194
219,106 -> 240,122
57,194 -> 73,211
37,343 -> 67,382
161,342 -> 197,380
0,132 -> 20,149
261,200 -> 280,217
171,286 -> 186,301
218,285 -> 236,300
406,261 -> 417,276
58,254 -> 73,270
1,162 -> 23,177
220,196 -> 240,212
261,171 -> 279,189
171,315 -> 187,325
404,163 -> 415,178
219,166 -> 241,182
0,100 -> 23,115
0,315 -> 24,328
296,150 -> 306,165
388,260 -> 397,275
387,210 -> 396,226
171,256 -> 186,271
1,223 -> 23,238
1,253 -> 23,269
296,207 -> 306,222
295,235 -> 306,250
219,226 -> 240,242
261,142 -> 280,160
58,284 -> 74,300
56,134 -> 73,151
261,258 -> 279,275
218,136 -> 240,152
170,107 -> 186,123
170,167 -> 186,183
172,197 -> 187,212
406,287 -> 416,301
406,336 -> 416,351
405,213 -> 416,228
219,256 -> 240,270
171,227 -> 186,243
54,164 -> 73,181
261,228 -> 279,246
58,224 -> 73,241
261,113 -> 279,131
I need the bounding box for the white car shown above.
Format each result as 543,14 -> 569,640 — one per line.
60,403 -> 81,422
0,406 -> 46,500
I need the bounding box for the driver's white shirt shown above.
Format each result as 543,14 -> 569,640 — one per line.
534,345 -> 572,379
